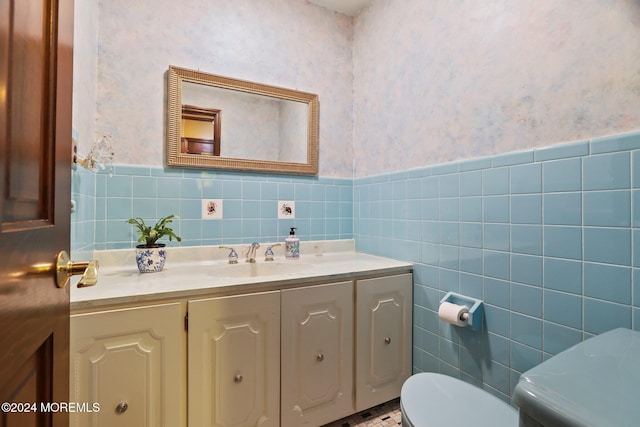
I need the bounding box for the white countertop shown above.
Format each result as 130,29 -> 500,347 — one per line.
70,240 -> 413,310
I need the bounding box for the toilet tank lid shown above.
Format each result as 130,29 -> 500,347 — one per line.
513,328 -> 640,427
401,373 -> 517,427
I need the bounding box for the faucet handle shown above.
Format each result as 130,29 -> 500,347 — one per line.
264,243 -> 282,261
219,246 -> 238,264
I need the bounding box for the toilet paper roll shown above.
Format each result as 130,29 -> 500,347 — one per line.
438,302 -> 469,327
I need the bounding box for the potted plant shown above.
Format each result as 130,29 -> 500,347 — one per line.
126,214 -> 181,273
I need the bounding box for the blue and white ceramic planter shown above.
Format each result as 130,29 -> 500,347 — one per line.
135,244 -> 166,273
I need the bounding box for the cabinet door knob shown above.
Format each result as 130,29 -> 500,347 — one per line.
316,353 -> 325,361
234,374 -> 243,383
115,402 -> 128,414
384,337 -> 391,345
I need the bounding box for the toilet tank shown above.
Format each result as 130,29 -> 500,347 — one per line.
513,328 -> 640,427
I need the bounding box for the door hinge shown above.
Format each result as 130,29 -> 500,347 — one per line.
184,312 -> 189,331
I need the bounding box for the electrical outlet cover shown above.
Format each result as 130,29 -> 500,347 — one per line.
278,200 -> 295,219
202,199 -> 223,219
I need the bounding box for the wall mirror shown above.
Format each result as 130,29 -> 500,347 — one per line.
167,66 -> 319,175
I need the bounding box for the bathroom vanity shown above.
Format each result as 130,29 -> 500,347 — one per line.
69,241 -> 412,427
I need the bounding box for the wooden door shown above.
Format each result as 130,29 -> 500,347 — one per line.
355,274 -> 412,411
188,291 -> 280,427
0,0 -> 74,426
281,281 -> 354,427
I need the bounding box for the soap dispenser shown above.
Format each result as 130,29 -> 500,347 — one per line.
285,227 -> 299,260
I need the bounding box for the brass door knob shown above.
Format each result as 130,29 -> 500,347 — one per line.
56,250 -> 99,288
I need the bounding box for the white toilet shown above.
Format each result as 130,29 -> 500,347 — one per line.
400,373 -> 517,427
401,328 -> 640,427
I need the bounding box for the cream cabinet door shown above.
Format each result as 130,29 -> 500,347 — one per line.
281,281 -> 354,427
355,273 -> 412,411
188,291 -> 280,427
70,302 -> 184,427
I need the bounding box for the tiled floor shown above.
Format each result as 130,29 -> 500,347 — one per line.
321,399 -> 401,427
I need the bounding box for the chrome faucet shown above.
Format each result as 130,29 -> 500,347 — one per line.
264,243 -> 281,261
246,242 -> 260,263
219,246 -> 239,264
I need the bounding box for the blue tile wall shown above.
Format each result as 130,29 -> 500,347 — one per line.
71,130 -> 640,404
71,166 -> 96,260
71,166 -> 352,255
353,131 -> 640,403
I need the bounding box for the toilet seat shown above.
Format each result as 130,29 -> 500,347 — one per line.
401,373 -> 517,427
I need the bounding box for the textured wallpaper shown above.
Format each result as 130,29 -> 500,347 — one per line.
95,0 -> 354,177
86,0 -> 640,179
72,0 -> 98,152
353,0 -> 640,176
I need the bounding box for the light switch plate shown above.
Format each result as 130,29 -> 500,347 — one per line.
278,200 -> 295,219
202,199 -> 223,219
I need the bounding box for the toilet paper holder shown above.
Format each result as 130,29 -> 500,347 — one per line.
440,292 -> 483,331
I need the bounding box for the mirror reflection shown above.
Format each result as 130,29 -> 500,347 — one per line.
167,66 -> 319,175
181,104 -> 220,156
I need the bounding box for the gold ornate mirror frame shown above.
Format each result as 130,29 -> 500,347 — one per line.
167,66 -> 319,175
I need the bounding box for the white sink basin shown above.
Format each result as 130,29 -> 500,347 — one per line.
209,262 -> 310,278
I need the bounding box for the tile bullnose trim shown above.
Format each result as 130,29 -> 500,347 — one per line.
356,130 -> 640,183
590,131 -> 640,155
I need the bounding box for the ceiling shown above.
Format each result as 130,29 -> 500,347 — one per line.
308,0 -> 373,16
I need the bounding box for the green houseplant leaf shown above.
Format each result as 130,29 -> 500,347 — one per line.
126,214 -> 182,247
